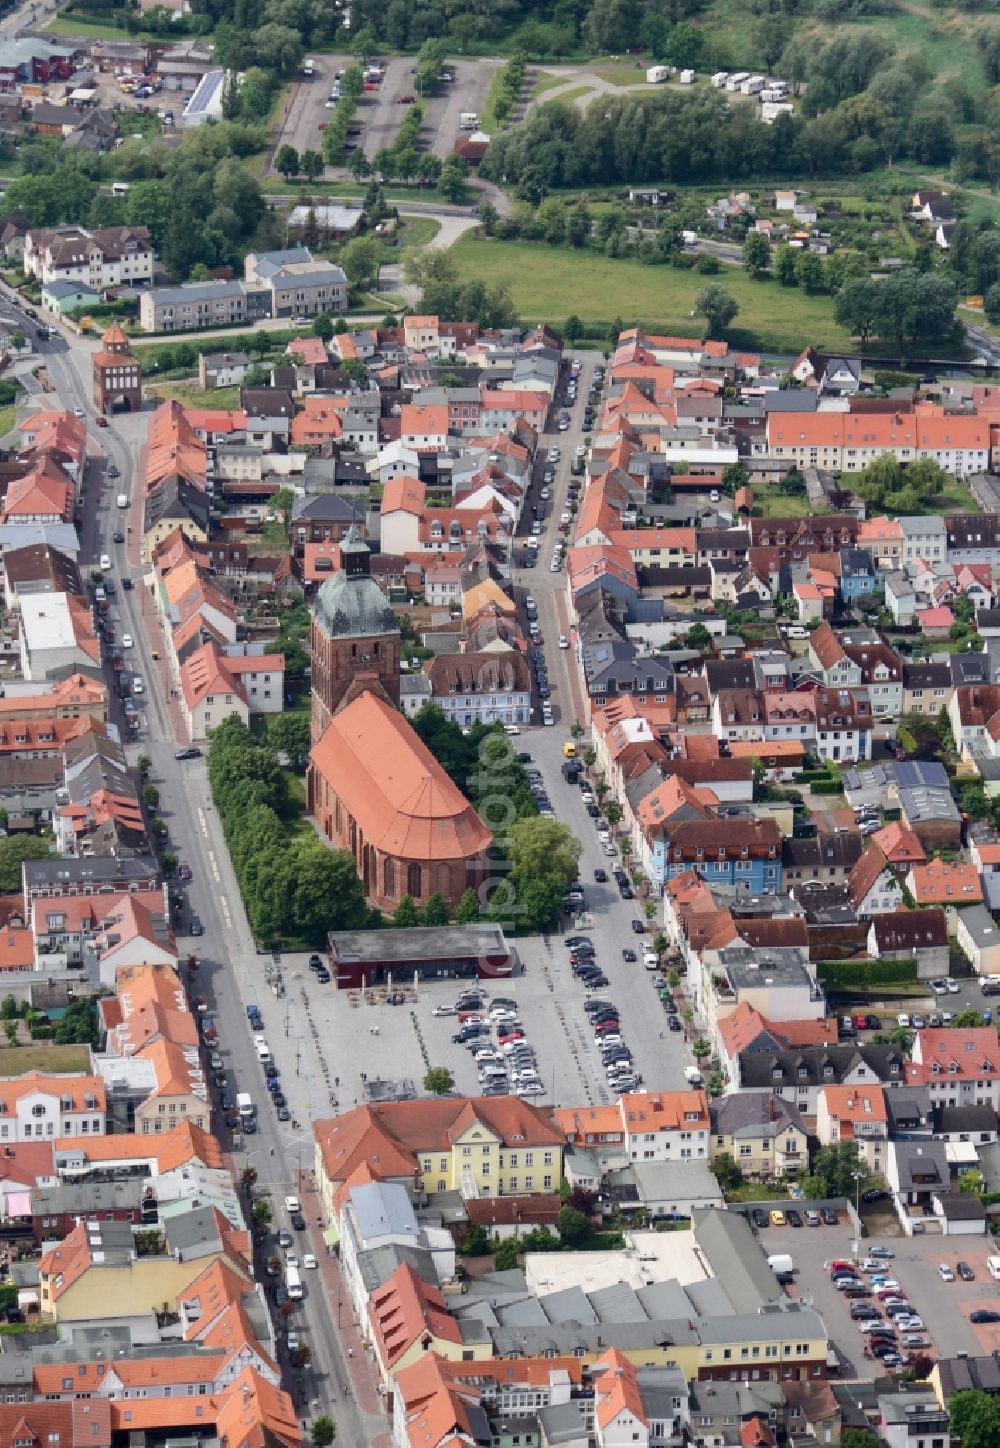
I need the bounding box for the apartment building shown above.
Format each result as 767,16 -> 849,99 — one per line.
138,279 -> 248,333
24,225 -> 153,289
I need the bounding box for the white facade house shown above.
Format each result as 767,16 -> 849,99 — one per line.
619,1091 -> 709,1164
24,225 -> 153,289
0,1076 -> 106,1143
19,593 -> 96,681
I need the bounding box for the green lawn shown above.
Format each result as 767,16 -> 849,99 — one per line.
533,70 -> 574,97
725,1181 -> 785,1203
754,493 -> 816,518
0,404 -> 17,440
396,216 -> 441,250
930,480 -> 976,514
0,1043 -> 91,1075
148,382 -> 244,408
44,11 -> 163,39
449,235 -> 856,351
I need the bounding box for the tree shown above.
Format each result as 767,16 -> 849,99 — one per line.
275,144 -> 300,180
291,843 -> 368,940
455,887 -> 480,924
339,235 -> 379,292
348,147 -> 370,181
692,1037 -> 711,1061
774,245 -> 798,288
423,1066 -> 455,1095
807,1140 -> 871,1199
986,282 -> 1000,327
313,313 -> 334,342
952,1008 -> 986,1029
268,712 -> 311,771
0,836 -> 52,892
421,892 -> 449,926
241,1166 -> 258,1193
557,1204 -> 590,1247
604,801 -> 623,828
959,1167 -> 986,1196
711,1152 -> 743,1192
142,783 -> 160,809
742,231 -> 770,279
796,250 -> 824,294
949,1391 -> 1000,1448
300,148 -> 324,181
394,894 -> 420,927
566,200 -> 592,248
493,1236 -> 520,1271
251,1199 -> 272,1230
438,155 -> 469,205
695,285 -> 739,340
53,999 -> 98,1046
563,314 -> 583,346
840,1433 -> 882,1448
311,1419 -> 336,1448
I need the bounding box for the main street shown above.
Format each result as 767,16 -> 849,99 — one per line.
9,309 -> 384,1447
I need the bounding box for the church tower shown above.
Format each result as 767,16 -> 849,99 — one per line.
310,526 -> 401,742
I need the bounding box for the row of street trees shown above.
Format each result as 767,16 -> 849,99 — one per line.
207,717 -> 370,944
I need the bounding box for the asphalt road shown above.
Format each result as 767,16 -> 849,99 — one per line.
17,310 -> 382,1446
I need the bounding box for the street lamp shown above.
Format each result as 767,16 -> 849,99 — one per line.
852,1170 -> 863,1258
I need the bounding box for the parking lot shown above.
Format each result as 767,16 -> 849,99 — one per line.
780,1221 -> 1000,1377
270,55 -> 501,174
241,728 -> 701,1128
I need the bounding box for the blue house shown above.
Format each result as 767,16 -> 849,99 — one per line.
839,547 -> 877,602
642,816 -> 782,896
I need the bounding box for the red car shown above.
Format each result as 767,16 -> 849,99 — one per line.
112,654 -> 124,671
397,93 -> 415,103
95,416 -> 108,427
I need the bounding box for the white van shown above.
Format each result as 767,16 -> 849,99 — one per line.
116,493 -> 129,509
255,1039 -> 271,1063
643,951 -> 659,970
285,1264 -> 304,1300
303,58 -> 316,75
460,112 -> 478,130
988,1255 -> 1000,1281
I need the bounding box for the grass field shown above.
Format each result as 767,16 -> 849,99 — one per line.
0,1043 -> 91,1075
0,405 -> 18,440
449,235 -> 856,351
44,11 -> 162,39
148,382 -> 244,408
931,479 -> 976,514
754,493 -> 814,518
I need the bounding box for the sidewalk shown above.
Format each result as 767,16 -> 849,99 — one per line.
297,1165 -> 385,1423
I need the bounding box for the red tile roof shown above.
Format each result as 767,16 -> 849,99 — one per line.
309,686 -> 492,862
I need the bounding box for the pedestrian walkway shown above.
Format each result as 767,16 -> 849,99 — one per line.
297,1165 -> 386,1424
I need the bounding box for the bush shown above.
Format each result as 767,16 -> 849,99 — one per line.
816,958 -> 917,990
810,778 -> 845,795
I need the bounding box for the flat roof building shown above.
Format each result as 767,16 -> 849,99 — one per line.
325,923 -> 513,989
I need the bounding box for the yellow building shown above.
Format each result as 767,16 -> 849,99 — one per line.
38,1215 -> 250,1324
709,1093 -> 809,1180
314,1097 -> 565,1218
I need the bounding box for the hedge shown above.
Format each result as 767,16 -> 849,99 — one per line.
810,779 -> 845,795
816,958 -> 918,990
